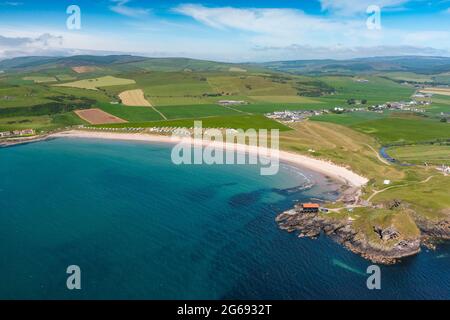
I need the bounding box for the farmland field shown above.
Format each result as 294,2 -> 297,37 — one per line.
0,112 -> 85,131
247,95 -> 321,104
421,87 -> 450,96
94,102 -> 164,122
119,89 -> 152,106
75,108 -> 127,125
318,76 -> 415,106
312,111 -> 388,126
156,104 -> 240,119
54,76 -> 135,90
72,66 -> 100,73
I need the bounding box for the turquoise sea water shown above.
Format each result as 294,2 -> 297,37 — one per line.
0,138 -> 449,300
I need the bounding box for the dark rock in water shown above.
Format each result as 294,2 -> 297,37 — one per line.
272,183 -> 314,196
228,190 -> 263,207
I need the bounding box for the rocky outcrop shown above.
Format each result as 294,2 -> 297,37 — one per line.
413,214 -> 450,240
276,206 -> 421,265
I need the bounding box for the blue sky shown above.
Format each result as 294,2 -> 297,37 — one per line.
1,0 -> 450,61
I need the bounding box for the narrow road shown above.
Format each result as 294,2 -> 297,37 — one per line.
367,175 -> 436,202
223,105 -> 253,115
152,106 -> 168,120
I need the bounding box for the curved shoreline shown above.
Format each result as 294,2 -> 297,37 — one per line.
49,130 -> 368,188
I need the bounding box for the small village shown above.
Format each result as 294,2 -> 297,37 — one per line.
265,96 -> 433,123
0,129 -> 35,138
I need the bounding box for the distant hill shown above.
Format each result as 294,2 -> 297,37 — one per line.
257,56 -> 450,75
3,54 -> 450,76
0,55 -> 256,73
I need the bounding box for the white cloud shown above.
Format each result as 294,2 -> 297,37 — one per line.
319,0 -> 411,15
110,0 -> 150,18
174,4 -> 364,47
0,33 -> 64,58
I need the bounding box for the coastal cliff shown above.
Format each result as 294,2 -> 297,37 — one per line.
276,203 -> 449,264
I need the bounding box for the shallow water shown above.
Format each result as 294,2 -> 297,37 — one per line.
0,138 -> 448,299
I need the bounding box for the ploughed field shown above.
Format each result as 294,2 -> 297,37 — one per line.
74,109 -> 127,125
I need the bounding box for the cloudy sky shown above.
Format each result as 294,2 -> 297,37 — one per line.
0,0 -> 450,61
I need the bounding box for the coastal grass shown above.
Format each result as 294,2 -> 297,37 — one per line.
279,121 -> 406,186
370,175 -> 450,220
351,208 -> 421,247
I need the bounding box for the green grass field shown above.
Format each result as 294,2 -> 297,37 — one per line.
319,76 -> 415,106
156,104 -> 240,119
387,145 -> 450,165
0,84 -> 61,108
95,102 -> 163,122
351,117 -> 450,145
313,111 -> 388,126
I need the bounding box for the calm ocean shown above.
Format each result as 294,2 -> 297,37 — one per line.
0,138 -> 448,299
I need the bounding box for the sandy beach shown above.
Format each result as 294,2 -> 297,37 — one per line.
50,130 -> 369,187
